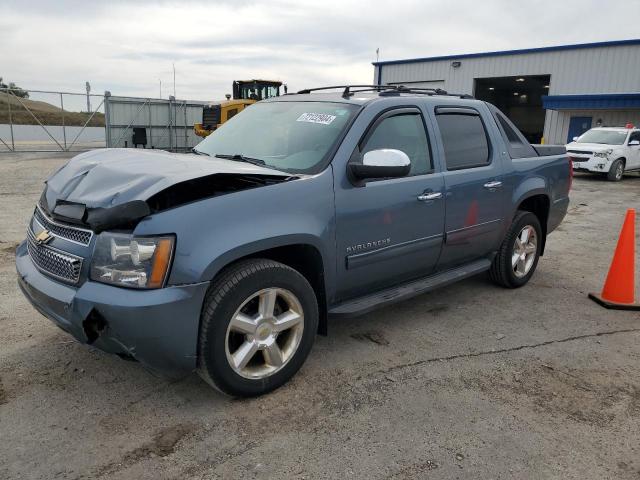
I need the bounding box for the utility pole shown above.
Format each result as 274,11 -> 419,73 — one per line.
159,79 -> 162,98
172,63 -> 176,98
85,81 -> 91,112
376,48 -> 380,63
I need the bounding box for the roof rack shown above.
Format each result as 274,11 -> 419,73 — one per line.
293,84 -> 474,99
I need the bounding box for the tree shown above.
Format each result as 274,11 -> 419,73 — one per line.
0,77 -> 29,98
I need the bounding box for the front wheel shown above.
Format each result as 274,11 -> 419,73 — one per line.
607,159 -> 624,182
490,211 -> 542,288
197,259 -> 318,397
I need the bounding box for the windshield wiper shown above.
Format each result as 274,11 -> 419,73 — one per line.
192,148 -> 210,156
214,153 -> 266,166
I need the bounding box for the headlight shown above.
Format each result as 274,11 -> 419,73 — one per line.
593,149 -> 613,158
90,232 -> 175,289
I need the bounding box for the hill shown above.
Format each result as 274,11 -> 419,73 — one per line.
0,92 -> 105,127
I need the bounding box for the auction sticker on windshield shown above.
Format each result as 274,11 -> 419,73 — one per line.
297,113 -> 336,125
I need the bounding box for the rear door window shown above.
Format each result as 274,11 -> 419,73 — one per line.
436,112 -> 490,170
488,105 -> 537,159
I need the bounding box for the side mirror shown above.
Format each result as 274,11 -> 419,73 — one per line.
572,136 -> 579,142
629,140 -> 640,146
349,149 -> 411,180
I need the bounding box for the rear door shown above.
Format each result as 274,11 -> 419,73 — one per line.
430,105 -> 505,269
333,107 -> 445,300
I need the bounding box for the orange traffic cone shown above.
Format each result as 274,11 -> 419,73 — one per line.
589,209 -> 640,310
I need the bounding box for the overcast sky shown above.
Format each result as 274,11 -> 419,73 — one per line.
2,0 -> 639,102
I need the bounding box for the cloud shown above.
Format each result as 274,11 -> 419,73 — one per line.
1,0 -> 639,101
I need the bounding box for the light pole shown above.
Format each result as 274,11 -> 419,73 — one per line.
173,63 -> 176,98
159,79 -> 162,98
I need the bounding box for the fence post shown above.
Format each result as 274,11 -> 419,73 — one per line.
168,95 -> 175,151
183,101 -> 188,151
7,92 -> 15,151
60,93 -> 67,151
147,99 -> 152,149
104,91 -> 112,148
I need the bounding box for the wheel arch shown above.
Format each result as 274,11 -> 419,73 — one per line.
202,237 -> 329,335
515,193 -> 550,256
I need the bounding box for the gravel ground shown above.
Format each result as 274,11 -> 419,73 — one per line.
1,151 -> 639,480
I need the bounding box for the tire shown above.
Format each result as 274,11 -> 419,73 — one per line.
607,159 -> 624,182
490,211 -> 542,288
197,259 -> 318,397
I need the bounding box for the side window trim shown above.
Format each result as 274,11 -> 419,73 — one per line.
357,106 -> 435,176
434,106 -> 480,116
486,103 -> 537,159
434,105 -> 493,171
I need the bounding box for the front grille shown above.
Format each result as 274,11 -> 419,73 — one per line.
34,206 -> 93,246
27,229 -> 83,284
567,149 -> 593,155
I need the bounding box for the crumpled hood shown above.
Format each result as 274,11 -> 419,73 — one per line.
44,148 -> 289,210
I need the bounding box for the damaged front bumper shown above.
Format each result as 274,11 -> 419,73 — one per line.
16,240 -> 209,378
571,156 -> 612,173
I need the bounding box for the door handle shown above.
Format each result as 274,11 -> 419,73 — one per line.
417,192 -> 443,201
483,180 -> 503,189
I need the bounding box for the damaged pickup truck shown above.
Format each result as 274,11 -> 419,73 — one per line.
16,85 -> 570,396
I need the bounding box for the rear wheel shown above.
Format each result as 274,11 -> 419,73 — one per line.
490,211 -> 542,288
607,159 -> 624,182
197,259 -> 318,397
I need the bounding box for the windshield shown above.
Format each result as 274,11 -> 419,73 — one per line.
576,129 -> 628,145
194,101 -> 360,174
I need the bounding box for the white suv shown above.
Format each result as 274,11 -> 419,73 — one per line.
566,127 -> 640,181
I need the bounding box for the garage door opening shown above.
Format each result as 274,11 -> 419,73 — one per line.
474,75 -> 550,143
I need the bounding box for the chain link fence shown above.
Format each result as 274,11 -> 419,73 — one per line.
0,87 -> 205,153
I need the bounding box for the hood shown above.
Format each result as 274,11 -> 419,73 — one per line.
43,148 -> 292,231
45,148 -> 289,208
566,142 -> 618,152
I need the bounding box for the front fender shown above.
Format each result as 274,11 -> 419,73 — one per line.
200,234 -> 328,283
133,167 -> 336,293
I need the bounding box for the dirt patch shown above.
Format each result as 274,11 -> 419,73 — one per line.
462,363 -> 640,427
386,460 -> 439,479
95,424 -> 194,477
425,304 -> 449,315
351,331 -> 390,346
0,241 -> 20,264
1,241 -> 19,254
0,377 -> 6,405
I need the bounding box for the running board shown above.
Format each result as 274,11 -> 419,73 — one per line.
329,259 -> 492,318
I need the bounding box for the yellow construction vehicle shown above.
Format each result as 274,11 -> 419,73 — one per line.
194,79 -> 285,137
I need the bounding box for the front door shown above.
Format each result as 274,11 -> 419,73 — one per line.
431,106 -> 505,269
334,108 -> 445,300
567,116 -> 592,142
627,131 -> 640,169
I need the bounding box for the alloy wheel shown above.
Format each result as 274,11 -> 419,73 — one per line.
225,288 -> 304,379
616,163 -> 624,180
512,225 -> 537,278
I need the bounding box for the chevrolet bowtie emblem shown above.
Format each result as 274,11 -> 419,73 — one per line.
35,230 -> 53,245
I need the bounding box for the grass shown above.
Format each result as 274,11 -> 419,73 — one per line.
0,93 -> 105,127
